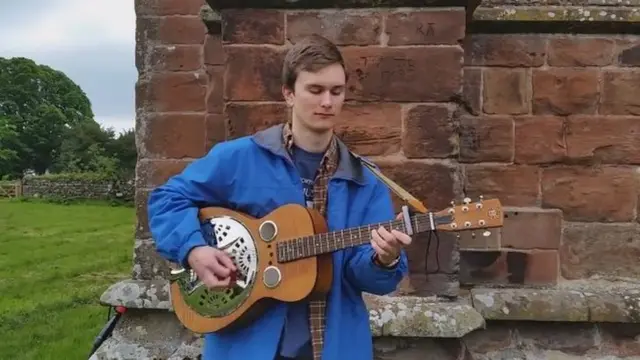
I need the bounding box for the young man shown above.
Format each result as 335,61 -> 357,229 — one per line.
147,34 -> 411,360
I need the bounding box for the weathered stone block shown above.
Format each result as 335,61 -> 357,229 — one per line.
203,35 -> 225,65
547,37 -> 616,66
205,114 -> 226,150
335,103 -> 402,156
565,115 -> 640,165
617,38 -> 640,67
225,102 -> 288,139
385,9 -> 466,46
147,45 -> 202,72
133,239 -> 172,280
403,104 -> 456,159
501,207 -> 563,250
532,68 -> 599,116
138,114 -> 206,159
463,165 -> 540,207
482,68 -> 528,115
221,9 -> 285,44
514,116 -> 566,164
136,72 -> 208,113
287,10 -> 382,45
458,115 -> 514,163
364,294 -> 484,337
462,68 -> 481,115
374,158 -> 459,211
135,0 -> 205,16
223,46 -> 287,101
135,189 -> 150,238
205,65 -> 224,114
542,166 -> 637,222
470,288 -> 589,321
601,70 -> 640,116
342,46 -> 463,102
138,16 -> 207,45
460,249 -> 559,285
464,34 -> 546,67
560,222 -> 640,280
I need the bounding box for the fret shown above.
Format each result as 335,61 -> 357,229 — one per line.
279,213 -> 435,262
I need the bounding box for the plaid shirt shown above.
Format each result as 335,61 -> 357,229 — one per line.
282,122 -> 338,360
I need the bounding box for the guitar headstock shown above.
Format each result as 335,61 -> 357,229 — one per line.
435,196 -> 503,232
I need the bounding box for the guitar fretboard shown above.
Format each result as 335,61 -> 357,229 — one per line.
276,212 -> 448,262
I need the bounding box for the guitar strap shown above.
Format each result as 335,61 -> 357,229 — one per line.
352,153 -> 428,214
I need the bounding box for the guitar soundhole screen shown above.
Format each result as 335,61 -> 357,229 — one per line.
180,216 -> 259,317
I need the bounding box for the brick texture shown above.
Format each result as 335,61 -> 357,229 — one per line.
134,4 -> 640,293
460,33 -> 640,288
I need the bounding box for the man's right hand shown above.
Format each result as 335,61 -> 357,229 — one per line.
187,246 -> 237,289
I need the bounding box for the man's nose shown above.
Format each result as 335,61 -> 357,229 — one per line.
320,92 -> 333,107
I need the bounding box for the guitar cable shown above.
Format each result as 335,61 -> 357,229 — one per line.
425,229 -> 441,274
87,305 -> 127,359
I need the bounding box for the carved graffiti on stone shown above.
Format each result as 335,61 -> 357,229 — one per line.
417,22 -> 435,38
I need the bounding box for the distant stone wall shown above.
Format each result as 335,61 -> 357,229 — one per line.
22,175 -> 135,202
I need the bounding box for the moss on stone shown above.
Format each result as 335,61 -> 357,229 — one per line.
471,288 -> 590,322
364,294 -> 485,338
482,0 -> 640,5
474,6 -> 640,22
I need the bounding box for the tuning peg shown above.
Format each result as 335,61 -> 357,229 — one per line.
479,195 -> 484,201
463,197 -> 471,204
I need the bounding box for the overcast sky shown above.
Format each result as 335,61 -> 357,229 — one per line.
1,0 -> 136,135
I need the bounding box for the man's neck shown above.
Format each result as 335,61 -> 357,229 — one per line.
290,121 -> 333,154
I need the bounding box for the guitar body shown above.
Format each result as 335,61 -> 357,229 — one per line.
169,203 -> 332,334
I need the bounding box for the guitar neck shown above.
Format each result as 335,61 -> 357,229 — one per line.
276,211 -> 448,262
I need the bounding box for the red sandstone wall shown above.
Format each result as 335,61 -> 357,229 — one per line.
132,0 -> 640,294
460,34 -> 640,287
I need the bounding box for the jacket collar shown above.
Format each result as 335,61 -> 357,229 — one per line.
251,123 -> 366,185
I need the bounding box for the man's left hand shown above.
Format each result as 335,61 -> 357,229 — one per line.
370,213 -> 412,266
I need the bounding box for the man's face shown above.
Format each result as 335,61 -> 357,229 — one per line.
282,63 -> 346,133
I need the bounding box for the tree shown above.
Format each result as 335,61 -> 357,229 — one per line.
0,57 -> 94,177
51,122 -> 136,179
0,116 -> 22,178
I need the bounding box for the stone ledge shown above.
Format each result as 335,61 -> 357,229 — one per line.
100,279 -> 484,338
99,278 -> 640,340
473,5 -> 640,22
100,279 -> 171,310
480,0 -> 640,6
363,293 -> 484,337
471,279 -> 640,323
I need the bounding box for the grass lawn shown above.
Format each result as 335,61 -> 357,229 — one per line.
0,198 -> 135,360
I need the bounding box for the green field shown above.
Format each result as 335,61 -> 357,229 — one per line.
0,199 -> 135,360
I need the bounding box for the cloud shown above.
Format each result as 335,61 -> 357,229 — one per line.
0,0 -> 137,133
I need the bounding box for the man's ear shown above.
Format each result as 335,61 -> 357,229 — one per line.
282,85 -> 294,107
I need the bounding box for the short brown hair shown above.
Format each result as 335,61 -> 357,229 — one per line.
281,34 -> 345,90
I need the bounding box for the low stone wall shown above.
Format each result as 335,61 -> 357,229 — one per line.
91,279 -> 640,360
21,176 -> 135,202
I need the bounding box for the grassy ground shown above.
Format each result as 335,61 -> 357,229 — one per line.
0,198 -> 135,360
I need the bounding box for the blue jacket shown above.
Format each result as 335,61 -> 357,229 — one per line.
147,124 -> 409,360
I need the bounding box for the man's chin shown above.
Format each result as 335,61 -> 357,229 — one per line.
310,122 -> 335,133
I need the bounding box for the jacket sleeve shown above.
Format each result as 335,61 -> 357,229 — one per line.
343,180 -> 409,295
147,144 -> 230,268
